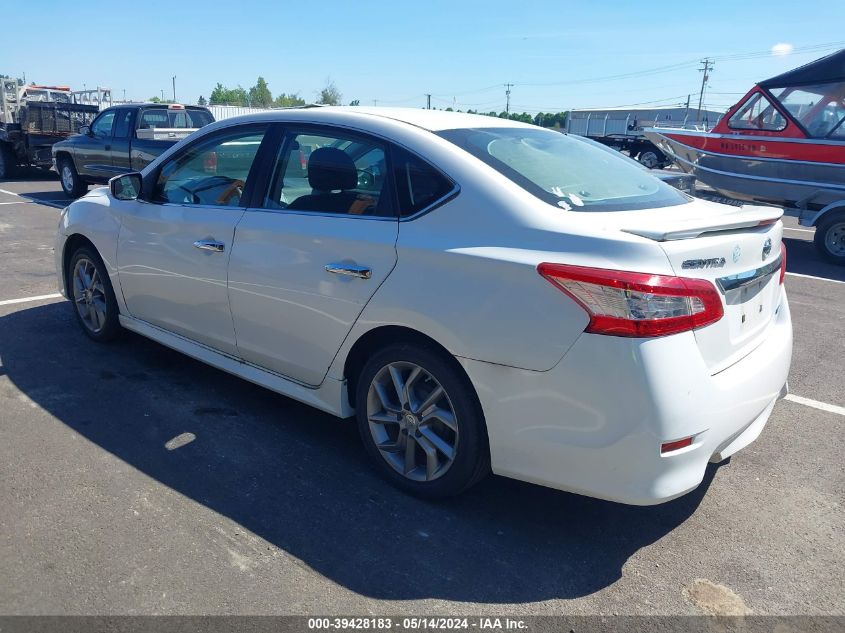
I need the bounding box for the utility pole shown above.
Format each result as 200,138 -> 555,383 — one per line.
160,89 -> 164,101
425,93 -> 431,110
172,76 -> 176,103
696,59 -> 713,123
373,99 -> 378,106
123,88 -> 126,103
504,83 -> 514,115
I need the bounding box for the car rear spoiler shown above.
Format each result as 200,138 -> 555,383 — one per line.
622,206 -> 784,241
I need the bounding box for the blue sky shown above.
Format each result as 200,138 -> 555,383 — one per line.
2,0 -> 843,114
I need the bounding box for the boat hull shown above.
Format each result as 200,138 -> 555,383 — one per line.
645,129 -> 845,210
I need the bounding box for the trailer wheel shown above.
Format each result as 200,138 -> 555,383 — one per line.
58,157 -> 87,198
814,211 -> 845,266
0,143 -> 17,179
638,149 -> 662,169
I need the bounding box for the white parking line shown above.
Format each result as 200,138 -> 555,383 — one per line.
785,394 -> 845,417
0,188 -> 65,209
785,272 -> 845,285
0,293 -> 63,307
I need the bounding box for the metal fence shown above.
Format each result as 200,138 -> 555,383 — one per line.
208,105 -> 274,121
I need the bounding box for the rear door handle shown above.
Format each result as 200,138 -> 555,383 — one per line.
193,239 -> 225,253
325,263 -> 372,279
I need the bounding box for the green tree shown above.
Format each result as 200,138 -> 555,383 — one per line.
209,83 -> 248,106
317,78 -> 341,106
249,76 -> 273,108
149,96 -> 161,103
349,99 -> 360,106
197,95 -> 207,106
274,92 -> 306,107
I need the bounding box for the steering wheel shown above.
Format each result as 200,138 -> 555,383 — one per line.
357,169 -> 375,188
216,179 -> 245,205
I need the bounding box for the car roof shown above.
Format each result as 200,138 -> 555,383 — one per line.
211,106 -> 537,133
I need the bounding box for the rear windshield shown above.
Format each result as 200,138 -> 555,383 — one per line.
437,127 -> 689,212
139,108 -> 213,130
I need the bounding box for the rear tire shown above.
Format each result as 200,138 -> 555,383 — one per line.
68,246 -> 122,342
355,343 -> 490,499
0,143 -> 16,179
59,157 -> 87,198
814,211 -> 845,266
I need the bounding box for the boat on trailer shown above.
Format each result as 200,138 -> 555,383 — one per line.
645,50 -> 845,264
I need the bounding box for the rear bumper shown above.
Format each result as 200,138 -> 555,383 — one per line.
460,286 -> 792,505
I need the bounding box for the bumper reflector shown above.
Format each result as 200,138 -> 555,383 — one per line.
661,436 -> 694,453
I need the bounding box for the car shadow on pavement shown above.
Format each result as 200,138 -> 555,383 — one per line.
1,302 -> 718,604
783,237 -> 845,283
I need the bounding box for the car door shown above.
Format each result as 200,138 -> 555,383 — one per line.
109,108 -> 135,173
117,124 -> 270,355
227,126 -> 399,386
76,108 -> 117,180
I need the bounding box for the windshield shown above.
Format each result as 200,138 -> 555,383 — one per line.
771,82 -> 845,138
437,127 -> 689,212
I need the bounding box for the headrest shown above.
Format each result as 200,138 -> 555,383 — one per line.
307,147 -> 357,191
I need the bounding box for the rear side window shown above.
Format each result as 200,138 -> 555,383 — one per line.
393,148 -> 454,217
263,130 -> 394,217
438,127 -> 687,212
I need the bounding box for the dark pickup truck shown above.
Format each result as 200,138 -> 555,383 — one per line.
52,103 -> 213,197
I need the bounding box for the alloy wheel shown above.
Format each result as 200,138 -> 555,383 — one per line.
366,361 -> 459,482
72,258 -> 108,333
61,164 -> 75,192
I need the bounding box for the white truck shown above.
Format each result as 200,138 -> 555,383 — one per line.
0,82 -> 101,178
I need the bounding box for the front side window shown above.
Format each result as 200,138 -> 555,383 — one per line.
438,127 -> 688,212
91,110 -> 116,137
728,93 -> 787,131
772,82 -> 845,138
113,109 -> 134,139
263,130 -> 393,217
153,127 -> 266,206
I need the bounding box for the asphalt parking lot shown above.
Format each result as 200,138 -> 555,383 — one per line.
0,172 -> 842,617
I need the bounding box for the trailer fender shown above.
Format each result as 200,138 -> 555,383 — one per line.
800,200 -> 845,227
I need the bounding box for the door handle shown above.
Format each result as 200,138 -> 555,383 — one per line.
325,263 -> 372,279
193,239 -> 225,253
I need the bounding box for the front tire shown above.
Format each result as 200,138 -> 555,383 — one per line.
59,157 -> 88,198
355,343 -> 490,498
814,211 -> 845,266
68,247 -> 122,342
0,143 -> 16,179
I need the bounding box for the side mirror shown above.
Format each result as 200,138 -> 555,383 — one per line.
109,172 -> 143,201
78,125 -> 91,136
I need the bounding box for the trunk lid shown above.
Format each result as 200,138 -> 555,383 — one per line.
613,200 -> 784,373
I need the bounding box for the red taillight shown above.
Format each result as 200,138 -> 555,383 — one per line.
537,263 -> 724,338
203,150 -> 218,173
779,242 -> 786,284
661,436 -> 694,453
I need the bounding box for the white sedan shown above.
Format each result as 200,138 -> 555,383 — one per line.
55,108 -> 792,504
